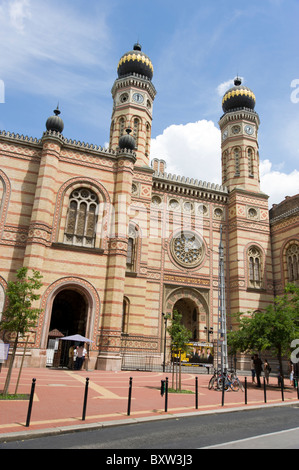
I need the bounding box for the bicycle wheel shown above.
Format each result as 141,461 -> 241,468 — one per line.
218,377 -> 229,391
231,378 -> 240,391
208,376 -> 215,390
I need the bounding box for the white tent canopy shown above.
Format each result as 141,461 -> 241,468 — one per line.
60,334 -> 93,343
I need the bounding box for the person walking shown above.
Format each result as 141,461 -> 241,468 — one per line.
250,356 -> 256,384
254,354 -> 263,388
264,359 -> 271,385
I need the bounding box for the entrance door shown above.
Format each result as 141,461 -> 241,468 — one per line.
47,289 -> 88,367
173,298 -> 199,341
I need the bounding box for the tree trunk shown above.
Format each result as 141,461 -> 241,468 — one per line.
3,334 -> 19,395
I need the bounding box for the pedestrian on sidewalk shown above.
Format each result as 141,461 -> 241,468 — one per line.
250,356 -> 256,384
254,354 -> 263,388
264,359 -> 271,385
75,343 -> 84,370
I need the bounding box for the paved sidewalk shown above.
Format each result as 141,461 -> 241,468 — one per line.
0,367 -> 298,442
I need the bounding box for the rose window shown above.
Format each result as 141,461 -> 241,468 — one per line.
171,232 -> 204,268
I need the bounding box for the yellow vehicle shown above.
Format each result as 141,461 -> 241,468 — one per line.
172,342 -> 214,366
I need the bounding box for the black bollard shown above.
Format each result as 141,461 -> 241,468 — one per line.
127,377 -> 133,416
165,377 -> 169,413
26,378 -> 36,428
281,376 -> 284,402
221,376 -> 225,407
263,377 -> 267,404
82,378 -> 89,421
195,377 -> 198,410
297,380 -> 299,400
245,377 -> 248,405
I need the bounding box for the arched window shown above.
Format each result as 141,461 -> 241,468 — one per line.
133,118 -> 140,146
234,148 -> 240,176
64,188 -> 99,248
286,243 -> 299,283
122,297 -> 130,334
119,117 -> 126,137
248,148 -> 254,177
222,151 -> 228,182
126,224 -> 139,272
248,246 -> 262,288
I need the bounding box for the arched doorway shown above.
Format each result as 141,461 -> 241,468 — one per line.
173,298 -> 199,341
47,289 -> 88,367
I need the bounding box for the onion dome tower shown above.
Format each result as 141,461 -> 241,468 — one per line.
219,77 -> 260,193
46,106 -> 64,134
110,43 -> 157,167
222,77 -> 256,114
117,42 -> 154,81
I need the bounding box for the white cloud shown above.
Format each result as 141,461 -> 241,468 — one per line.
8,0 -> 31,32
151,122 -> 298,207
260,159 -> 299,207
150,120 -> 221,184
0,0 -> 113,99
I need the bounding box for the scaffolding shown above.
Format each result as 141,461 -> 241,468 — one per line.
216,225 -> 229,374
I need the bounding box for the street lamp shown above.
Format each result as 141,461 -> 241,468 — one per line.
204,326 -> 214,343
162,313 -> 168,373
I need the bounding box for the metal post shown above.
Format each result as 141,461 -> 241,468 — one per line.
263,377 -> 267,404
221,375 -> 225,407
195,377 -> 198,410
165,377 -> 169,413
245,377 -> 247,405
127,377 -> 133,416
162,314 -> 168,373
217,225 -> 228,376
26,378 -> 36,428
281,376 -> 284,402
82,378 -> 89,421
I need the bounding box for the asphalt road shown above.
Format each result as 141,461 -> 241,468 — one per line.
1,404 -> 299,451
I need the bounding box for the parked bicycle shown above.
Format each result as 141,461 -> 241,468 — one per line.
208,369 -> 244,392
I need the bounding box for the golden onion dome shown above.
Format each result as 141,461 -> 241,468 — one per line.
222,78 -> 256,113
117,43 -> 153,81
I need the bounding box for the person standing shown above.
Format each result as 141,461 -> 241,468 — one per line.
254,354 -> 263,388
75,343 -> 84,370
264,359 -> 271,385
250,356 -> 256,384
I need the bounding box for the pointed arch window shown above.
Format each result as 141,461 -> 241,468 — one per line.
234,148 -> 241,176
222,151 -> 228,182
286,243 -> 299,284
126,224 -> 139,272
248,246 -> 262,288
133,118 -> 140,147
248,148 -> 254,177
119,117 -> 126,137
64,188 -> 99,248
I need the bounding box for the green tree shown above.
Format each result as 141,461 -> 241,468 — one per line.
0,267 -> 43,395
167,310 -> 192,391
227,284 -> 299,376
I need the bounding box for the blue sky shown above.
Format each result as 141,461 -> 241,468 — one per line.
0,0 -> 298,206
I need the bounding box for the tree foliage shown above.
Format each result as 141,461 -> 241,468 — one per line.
227,284 -> 299,375
0,267 -> 43,395
167,310 -> 192,391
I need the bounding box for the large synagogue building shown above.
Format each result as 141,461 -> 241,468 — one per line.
0,44 -> 298,370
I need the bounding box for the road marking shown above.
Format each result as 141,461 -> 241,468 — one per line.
201,426 -> 299,449
65,372 -> 127,400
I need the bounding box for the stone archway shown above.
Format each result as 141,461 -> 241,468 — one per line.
165,288 -> 209,342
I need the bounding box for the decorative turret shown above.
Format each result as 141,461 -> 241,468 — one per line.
119,128 -> 136,151
117,43 -> 154,81
222,78 -> 256,114
46,106 -> 64,134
